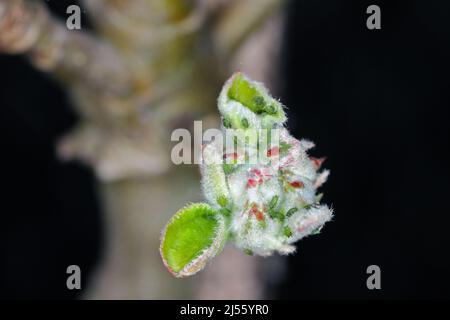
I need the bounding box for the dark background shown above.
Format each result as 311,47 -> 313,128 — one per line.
1,0 -> 449,299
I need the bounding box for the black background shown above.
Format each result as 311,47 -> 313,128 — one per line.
1,0 -> 449,299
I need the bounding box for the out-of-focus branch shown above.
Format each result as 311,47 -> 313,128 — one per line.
212,0 -> 285,58
0,0 -> 132,95
81,0 -> 206,52
0,0 -> 288,300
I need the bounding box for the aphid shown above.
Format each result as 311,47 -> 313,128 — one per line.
160,73 -> 333,277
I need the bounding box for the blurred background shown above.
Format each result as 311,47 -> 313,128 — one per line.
1,0 -> 449,299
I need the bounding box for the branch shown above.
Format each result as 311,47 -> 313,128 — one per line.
212,0 -> 285,58
0,0 -> 131,95
81,0 -> 207,49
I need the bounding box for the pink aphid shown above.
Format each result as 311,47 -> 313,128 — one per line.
290,181 -> 304,189
247,167 -> 272,188
249,204 -> 265,221
267,146 -> 279,157
310,157 -> 326,169
247,179 -> 258,188
249,168 -> 261,176
224,152 -> 239,160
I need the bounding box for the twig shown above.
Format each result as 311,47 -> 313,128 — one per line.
0,0 -> 131,95
212,0 -> 285,57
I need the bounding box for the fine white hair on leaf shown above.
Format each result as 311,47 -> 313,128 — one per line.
287,205 -> 334,244
161,72 -> 334,277
314,170 -> 330,189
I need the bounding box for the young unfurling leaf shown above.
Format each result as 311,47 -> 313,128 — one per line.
161,73 -> 333,277
160,203 -> 227,277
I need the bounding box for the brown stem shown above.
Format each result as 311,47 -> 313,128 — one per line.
0,0 -> 132,95
86,167 -> 200,299
212,0 -> 285,58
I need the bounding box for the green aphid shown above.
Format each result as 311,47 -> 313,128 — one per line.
244,249 -> 254,256
303,203 -> 319,210
286,207 -> 298,217
269,195 -> 279,209
265,104 -> 277,115
223,163 -> 235,174
268,208 -> 285,221
220,207 -> 231,217
217,195 -> 228,207
278,209 -> 286,221
283,226 -> 293,238
253,96 -> 266,109
268,209 -> 278,220
241,117 -> 249,128
223,117 -> 232,128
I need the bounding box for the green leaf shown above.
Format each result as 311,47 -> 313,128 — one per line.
160,203 -> 227,277
228,73 -> 279,116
